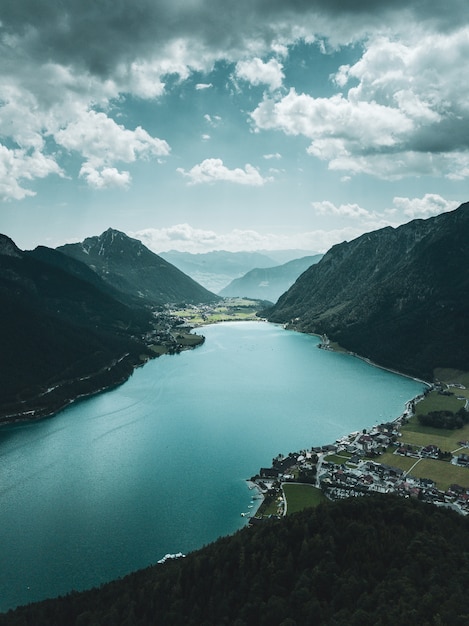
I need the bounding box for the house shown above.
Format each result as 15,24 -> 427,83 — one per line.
421,445 -> 440,458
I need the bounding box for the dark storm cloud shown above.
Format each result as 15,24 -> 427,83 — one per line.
0,0 -> 466,77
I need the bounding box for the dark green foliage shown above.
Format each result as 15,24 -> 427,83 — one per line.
418,408 -> 469,429
0,237 -> 154,419
268,203 -> 469,380
3,496 -> 469,625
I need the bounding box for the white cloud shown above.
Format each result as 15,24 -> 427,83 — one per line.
204,114 -> 222,126
196,83 -> 213,90
79,165 -> 131,190
132,222 -> 364,254
177,158 -> 272,186
392,194 -> 460,218
263,153 -> 282,160
251,28 -> 469,180
54,110 -> 170,188
312,200 -> 372,219
235,58 -> 284,91
0,144 -> 63,201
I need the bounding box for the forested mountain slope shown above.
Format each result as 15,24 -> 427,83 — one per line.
2,495 -> 469,625
0,235 -> 155,421
58,229 -> 219,305
268,203 -> 469,380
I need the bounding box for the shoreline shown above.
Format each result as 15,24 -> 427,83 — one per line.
286,324 -> 432,388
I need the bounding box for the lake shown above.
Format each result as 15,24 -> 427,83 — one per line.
0,321 -> 425,611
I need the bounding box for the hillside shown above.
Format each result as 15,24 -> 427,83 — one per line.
58,229 -> 219,305
219,254 -> 322,302
2,495 -> 469,625
0,235 -> 158,422
267,203 -> 469,380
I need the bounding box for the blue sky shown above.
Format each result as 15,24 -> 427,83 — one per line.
1,0 -> 468,253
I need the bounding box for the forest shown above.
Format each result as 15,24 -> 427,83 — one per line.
2,495 -> 469,625
417,408 -> 469,429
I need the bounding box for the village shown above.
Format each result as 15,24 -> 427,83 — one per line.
250,388 -> 469,519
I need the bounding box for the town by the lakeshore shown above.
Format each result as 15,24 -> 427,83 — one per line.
246,372 -> 469,520
168,301 -> 469,520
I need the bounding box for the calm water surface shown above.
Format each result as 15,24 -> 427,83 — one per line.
0,322 -> 425,610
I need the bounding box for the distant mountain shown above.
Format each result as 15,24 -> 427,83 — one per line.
0,236 -> 156,422
219,254 -> 323,302
267,203 -> 469,380
159,249 -> 280,292
58,229 -> 218,305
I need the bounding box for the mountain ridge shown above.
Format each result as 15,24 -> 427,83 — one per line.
267,203 -> 469,380
219,254 -> 322,302
58,229 -> 219,305
0,231 -> 214,423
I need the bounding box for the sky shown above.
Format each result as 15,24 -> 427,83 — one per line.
0,0 -> 468,254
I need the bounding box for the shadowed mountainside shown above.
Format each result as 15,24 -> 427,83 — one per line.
267,203 -> 469,380
0,231 -> 216,422
58,229 -> 219,305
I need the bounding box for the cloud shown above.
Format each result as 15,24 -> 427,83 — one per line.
0,144 -> 63,201
79,165 -> 131,190
1,0 -> 469,197
391,194 -> 460,218
132,222 -> 364,254
55,110 -> 170,188
251,27 -> 469,179
132,193 -> 460,254
177,158 -> 272,186
312,200 -> 372,219
204,114 -> 222,126
235,58 -> 284,91
263,153 -> 282,160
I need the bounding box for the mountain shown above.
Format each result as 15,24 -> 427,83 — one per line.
267,203 -> 469,380
219,254 -> 322,302
0,236 -> 158,422
58,229 -> 219,305
159,249 -> 281,292
3,495 -> 469,624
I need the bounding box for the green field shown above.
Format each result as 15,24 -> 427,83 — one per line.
399,418 -> 469,452
415,390 -> 465,414
283,483 -> 327,514
406,458 -> 469,491
324,453 -> 351,465
171,298 -> 264,325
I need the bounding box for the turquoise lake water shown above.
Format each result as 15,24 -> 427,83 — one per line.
0,322 -> 426,611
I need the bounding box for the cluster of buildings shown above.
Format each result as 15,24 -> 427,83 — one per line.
252,413 -> 469,517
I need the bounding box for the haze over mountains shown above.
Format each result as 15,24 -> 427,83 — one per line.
159,249 -> 315,293
267,203 -> 469,381
219,254 -> 322,302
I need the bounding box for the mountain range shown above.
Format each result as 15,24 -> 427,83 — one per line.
0,230 -> 218,422
267,203 -> 469,381
159,249 -> 315,293
219,254 -> 322,302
